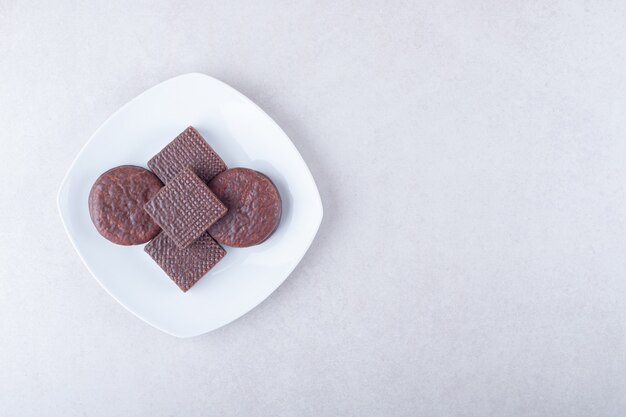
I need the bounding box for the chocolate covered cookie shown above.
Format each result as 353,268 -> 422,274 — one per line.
145,231 -> 226,292
88,165 -> 163,245
209,168 -> 282,247
144,168 -> 228,249
148,126 -> 227,184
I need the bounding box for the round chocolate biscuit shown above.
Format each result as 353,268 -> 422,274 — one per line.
88,165 -> 163,245
209,168 -> 282,247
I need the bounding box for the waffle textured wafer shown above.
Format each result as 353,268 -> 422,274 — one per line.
144,168 -> 227,248
145,232 -> 226,292
148,126 -> 227,184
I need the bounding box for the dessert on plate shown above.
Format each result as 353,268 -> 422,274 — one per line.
88,126 -> 282,292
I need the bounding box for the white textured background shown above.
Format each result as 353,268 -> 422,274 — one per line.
2,1 -> 626,416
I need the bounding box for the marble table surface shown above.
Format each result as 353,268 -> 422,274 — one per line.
2,1 -> 626,416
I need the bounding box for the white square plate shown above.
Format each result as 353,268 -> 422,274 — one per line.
57,73 -> 323,337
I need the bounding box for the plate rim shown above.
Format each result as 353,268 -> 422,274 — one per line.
57,73 -> 323,337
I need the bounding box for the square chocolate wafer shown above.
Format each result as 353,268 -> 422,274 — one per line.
148,126 -> 227,184
144,168 -> 228,248
145,231 -> 226,292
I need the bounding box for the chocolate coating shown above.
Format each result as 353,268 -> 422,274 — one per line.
88,165 -> 163,245
145,231 -> 226,292
144,168 -> 228,249
148,126 -> 227,184
209,168 -> 282,247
